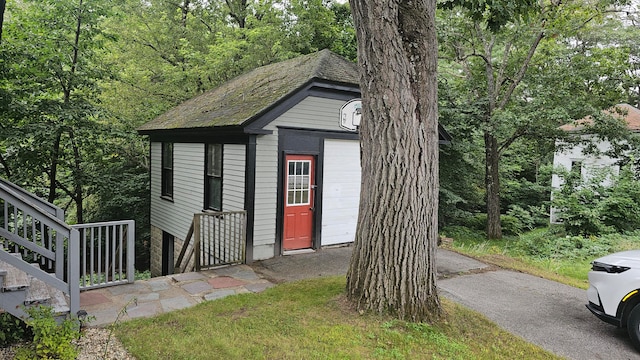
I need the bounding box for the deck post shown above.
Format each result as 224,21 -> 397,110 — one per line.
126,220 -> 135,283
68,228 -> 80,316
194,214 -> 201,272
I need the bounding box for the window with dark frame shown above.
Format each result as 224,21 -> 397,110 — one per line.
205,144 -> 222,210
161,142 -> 173,198
571,160 -> 583,178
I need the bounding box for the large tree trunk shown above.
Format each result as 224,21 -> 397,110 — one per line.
69,130 -> 83,224
0,0 -> 5,44
0,153 -> 10,178
346,0 -> 441,322
484,132 -> 502,239
47,131 -> 62,203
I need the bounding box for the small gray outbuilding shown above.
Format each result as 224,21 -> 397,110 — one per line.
138,49 -> 450,276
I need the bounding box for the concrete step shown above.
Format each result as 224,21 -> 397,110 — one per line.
1,254 -> 29,292
48,287 -> 70,315
0,254 -> 70,317
25,271 -> 52,306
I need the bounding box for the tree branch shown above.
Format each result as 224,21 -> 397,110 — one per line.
0,152 -> 11,178
498,128 -> 528,156
495,40 -> 512,94
55,179 -> 76,202
497,30 -> 544,110
132,39 -> 180,67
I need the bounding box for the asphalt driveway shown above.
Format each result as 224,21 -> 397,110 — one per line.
252,246 -> 640,359
439,269 -> 638,359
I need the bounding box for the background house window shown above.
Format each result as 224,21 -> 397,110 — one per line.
206,144 -> 222,210
161,142 -> 173,198
570,160 -> 583,178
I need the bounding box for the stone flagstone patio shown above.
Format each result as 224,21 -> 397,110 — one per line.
80,265 -> 274,327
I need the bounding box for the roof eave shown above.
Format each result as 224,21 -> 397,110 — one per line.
241,78 -> 361,133
138,125 -> 254,143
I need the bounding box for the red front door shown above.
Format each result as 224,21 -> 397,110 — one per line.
283,155 -> 315,250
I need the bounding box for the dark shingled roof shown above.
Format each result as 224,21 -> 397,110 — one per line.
138,49 -> 359,132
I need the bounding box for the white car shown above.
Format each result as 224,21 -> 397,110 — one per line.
587,250 -> 640,350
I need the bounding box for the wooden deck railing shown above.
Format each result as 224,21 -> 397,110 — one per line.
0,180 -> 80,316
176,211 -> 246,273
73,220 -> 135,290
0,177 -> 136,318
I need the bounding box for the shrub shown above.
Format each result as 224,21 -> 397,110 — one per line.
460,213 -> 487,231
500,215 -> 524,236
14,306 -> 81,360
552,164 -> 640,236
439,225 -> 486,242
0,313 -> 31,348
514,228 -> 613,260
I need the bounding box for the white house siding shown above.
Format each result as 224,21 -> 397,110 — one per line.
252,96 -> 354,259
222,144 -> 246,212
149,142 -> 204,276
150,142 -> 246,274
253,134 -> 278,260
150,142 -> 205,239
550,136 -> 620,222
321,139 -> 361,246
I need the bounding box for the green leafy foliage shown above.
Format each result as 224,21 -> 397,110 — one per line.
0,313 -> 31,348
514,229 -> 613,260
14,306 -> 81,360
451,212 -> 528,236
553,164 -> 640,236
439,0 -> 539,31
437,0 -> 634,237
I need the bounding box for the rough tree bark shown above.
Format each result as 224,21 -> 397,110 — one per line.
485,132 -> 501,239
346,0 -> 441,322
470,22 -> 544,239
0,0 -> 5,44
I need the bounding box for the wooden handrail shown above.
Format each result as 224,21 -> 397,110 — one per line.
175,221 -> 194,272
0,181 -> 80,316
175,211 -> 246,273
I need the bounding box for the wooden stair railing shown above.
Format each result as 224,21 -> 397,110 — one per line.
175,221 -> 195,273
174,211 -> 246,274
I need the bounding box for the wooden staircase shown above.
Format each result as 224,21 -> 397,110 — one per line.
0,177 -> 136,322
0,253 -> 70,320
0,177 -> 80,322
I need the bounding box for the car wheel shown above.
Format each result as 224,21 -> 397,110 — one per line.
627,304 -> 640,351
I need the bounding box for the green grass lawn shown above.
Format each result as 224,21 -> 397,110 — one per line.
113,276 -> 560,360
444,226 -> 640,289
114,225 -> 637,359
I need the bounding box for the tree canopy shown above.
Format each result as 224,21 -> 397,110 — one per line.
2,0 -> 640,274
437,0 -> 637,238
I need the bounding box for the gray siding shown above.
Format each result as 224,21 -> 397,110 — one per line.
271,97 -> 348,132
151,96 -> 351,261
252,96 -> 352,259
222,144 -> 246,211
150,142 -> 205,240
151,143 -> 246,239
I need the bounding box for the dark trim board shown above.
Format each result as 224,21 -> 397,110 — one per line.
142,128 -> 252,144
274,128 -> 360,256
244,135 -> 257,263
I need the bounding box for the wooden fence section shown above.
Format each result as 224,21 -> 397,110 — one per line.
176,211 -> 246,273
72,220 -> 135,290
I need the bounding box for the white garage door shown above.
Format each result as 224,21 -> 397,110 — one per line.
321,139 -> 361,246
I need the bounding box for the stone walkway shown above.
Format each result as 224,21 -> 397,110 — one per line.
80,265 -> 274,327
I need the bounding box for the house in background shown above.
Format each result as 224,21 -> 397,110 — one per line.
138,50 -> 451,276
550,103 -> 640,222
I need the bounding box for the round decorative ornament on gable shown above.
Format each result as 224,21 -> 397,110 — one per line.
339,99 -> 362,131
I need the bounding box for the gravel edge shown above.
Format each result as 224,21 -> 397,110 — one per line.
0,327 -> 135,360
